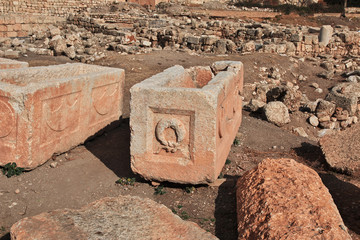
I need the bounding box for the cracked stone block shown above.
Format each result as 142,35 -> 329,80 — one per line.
130,61 -> 243,184
326,82 -> 360,115
0,57 -> 28,69
0,63 -> 124,169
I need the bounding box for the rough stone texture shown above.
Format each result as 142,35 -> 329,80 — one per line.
326,82 -> 360,115
320,123 -> 360,176
11,195 -> 218,240
130,61 -> 243,184
236,158 -> 351,240
264,101 -> 290,126
0,63 -> 124,169
0,57 -> 28,69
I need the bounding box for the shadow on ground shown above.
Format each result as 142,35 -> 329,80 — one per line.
0,233 -> 10,240
85,118 -> 135,178
215,177 -> 238,240
320,173 -> 360,235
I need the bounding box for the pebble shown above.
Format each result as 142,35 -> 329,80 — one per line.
50,162 -> 58,168
311,82 -> 319,88
14,189 -> 20,194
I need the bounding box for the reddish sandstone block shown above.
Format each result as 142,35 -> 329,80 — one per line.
0,57 -> 29,69
130,61 -> 243,184
0,63 -> 124,169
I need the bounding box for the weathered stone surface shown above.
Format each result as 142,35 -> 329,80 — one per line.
326,82 -> 360,115
315,99 -> 336,118
0,57 -> 28,69
11,195 -> 218,240
0,63 -> 125,169
264,101 -> 290,126
130,61 -> 243,184
319,25 -> 333,46
236,158 -> 351,240
320,123 -> 360,176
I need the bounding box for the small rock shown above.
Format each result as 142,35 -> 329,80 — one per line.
293,127 -> 308,138
264,101 -> 291,127
14,189 -> 20,194
315,88 -> 323,93
50,162 -> 58,168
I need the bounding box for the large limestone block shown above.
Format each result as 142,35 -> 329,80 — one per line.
0,63 -> 124,169
326,82 -> 360,115
11,195 -> 218,240
0,57 -> 28,69
236,158 -> 351,240
130,61 -> 243,184
320,123 -> 360,176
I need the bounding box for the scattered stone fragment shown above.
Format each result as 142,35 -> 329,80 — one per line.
264,101 -> 290,127
236,158 -> 351,240
11,196 -> 218,240
293,127 -> 308,138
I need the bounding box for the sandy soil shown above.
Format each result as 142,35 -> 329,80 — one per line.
0,49 -> 359,240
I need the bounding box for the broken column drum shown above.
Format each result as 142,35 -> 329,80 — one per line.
0,63 -> 125,169
130,61 -> 243,184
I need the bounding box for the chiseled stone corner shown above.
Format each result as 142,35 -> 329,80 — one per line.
0,63 -> 125,169
130,61 -> 243,184
0,57 -> 28,69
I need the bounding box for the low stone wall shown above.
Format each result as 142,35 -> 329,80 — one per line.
0,0 -> 124,17
0,14 -> 65,38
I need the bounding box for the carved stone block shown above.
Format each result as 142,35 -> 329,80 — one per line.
0,57 -> 28,69
0,63 -> 125,169
130,61 -> 243,184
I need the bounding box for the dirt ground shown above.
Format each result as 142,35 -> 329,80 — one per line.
0,50 -> 360,240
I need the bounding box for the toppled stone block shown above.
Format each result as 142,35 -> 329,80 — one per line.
130,61 -> 243,184
264,101 -> 290,127
0,63 -> 124,169
11,195 -> 218,240
236,158 -> 351,240
326,82 -> 360,115
320,124 -> 360,176
0,57 -> 28,69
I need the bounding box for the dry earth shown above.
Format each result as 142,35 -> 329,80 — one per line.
0,49 -> 360,239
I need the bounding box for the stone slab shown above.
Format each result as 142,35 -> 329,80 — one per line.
320,124 -> 360,176
0,57 -> 28,69
130,61 -> 243,184
10,195 -> 218,240
236,158 -> 351,240
0,63 -> 124,169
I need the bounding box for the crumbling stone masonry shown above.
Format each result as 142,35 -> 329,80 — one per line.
0,63 -> 125,169
0,57 -> 28,69
130,61 -> 243,184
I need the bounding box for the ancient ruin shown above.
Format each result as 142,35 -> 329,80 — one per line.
0,63 -> 124,169
0,0 -> 359,239
130,61 -> 243,184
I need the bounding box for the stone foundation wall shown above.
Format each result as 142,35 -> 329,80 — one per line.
0,0 -> 124,17
0,14 -> 65,38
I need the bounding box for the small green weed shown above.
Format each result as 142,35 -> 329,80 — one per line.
154,185 -> 166,195
115,177 -> 136,186
2,162 -> 24,178
225,159 -> 231,165
233,137 -> 239,146
0,226 -> 5,232
179,210 -> 190,220
218,173 -> 224,179
185,186 -> 195,194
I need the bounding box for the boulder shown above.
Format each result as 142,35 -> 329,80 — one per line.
264,101 -> 290,126
236,158 -> 351,240
11,196 -> 218,240
320,123 -> 360,176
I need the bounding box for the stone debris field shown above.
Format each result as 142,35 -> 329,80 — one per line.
0,0 -> 360,240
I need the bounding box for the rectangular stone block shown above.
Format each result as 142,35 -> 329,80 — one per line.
130,61 -> 243,184
0,57 -> 28,69
0,63 -> 125,169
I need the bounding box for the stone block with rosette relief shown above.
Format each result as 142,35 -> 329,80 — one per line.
0,57 -> 28,69
130,61 -> 243,184
0,63 -> 124,169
